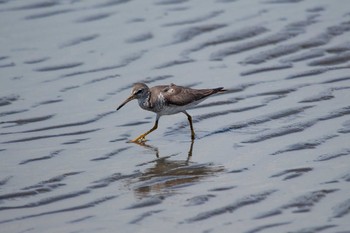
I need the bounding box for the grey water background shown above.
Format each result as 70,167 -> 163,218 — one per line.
1,0 -> 350,232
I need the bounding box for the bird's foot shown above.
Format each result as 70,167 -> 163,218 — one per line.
130,135 -> 147,143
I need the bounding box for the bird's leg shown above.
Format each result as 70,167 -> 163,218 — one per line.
184,111 -> 195,140
187,139 -> 194,159
131,117 -> 159,143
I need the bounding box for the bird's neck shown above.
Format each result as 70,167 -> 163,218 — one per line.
138,91 -> 151,110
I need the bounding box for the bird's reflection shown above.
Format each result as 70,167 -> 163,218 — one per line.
129,140 -> 224,198
131,139 -> 194,159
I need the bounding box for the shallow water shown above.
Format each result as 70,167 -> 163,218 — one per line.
1,0 -> 350,232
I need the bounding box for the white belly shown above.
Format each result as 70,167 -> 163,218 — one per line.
159,99 -> 205,115
159,105 -> 189,115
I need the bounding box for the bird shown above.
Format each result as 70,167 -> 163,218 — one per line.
117,82 -> 225,142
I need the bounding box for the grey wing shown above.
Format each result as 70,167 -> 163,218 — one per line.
163,85 -> 220,106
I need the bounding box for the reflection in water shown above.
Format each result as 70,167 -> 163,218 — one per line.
131,139 -> 195,158
129,140 -> 225,198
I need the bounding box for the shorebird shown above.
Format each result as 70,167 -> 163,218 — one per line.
117,83 -> 225,142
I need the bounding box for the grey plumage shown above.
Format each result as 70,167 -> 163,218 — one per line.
117,82 -> 225,142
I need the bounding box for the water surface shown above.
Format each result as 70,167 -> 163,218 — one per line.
1,0 -> 350,232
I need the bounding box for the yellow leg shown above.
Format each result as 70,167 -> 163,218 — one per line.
131,118 -> 159,143
184,111 -> 195,140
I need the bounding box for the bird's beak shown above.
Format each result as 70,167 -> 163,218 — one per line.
116,94 -> 136,111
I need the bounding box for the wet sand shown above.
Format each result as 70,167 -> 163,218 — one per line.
1,0 -> 350,232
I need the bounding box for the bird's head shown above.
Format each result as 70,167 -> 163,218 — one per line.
116,83 -> 149,110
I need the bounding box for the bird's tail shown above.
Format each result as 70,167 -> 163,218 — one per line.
214,87 -> 226,93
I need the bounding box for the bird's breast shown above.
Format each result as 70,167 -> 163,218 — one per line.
138,93 -> 164,113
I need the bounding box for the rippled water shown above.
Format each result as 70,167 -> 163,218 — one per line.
1,0 -> 350,232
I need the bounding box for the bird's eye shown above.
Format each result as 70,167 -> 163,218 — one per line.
135,89 -> 143,94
